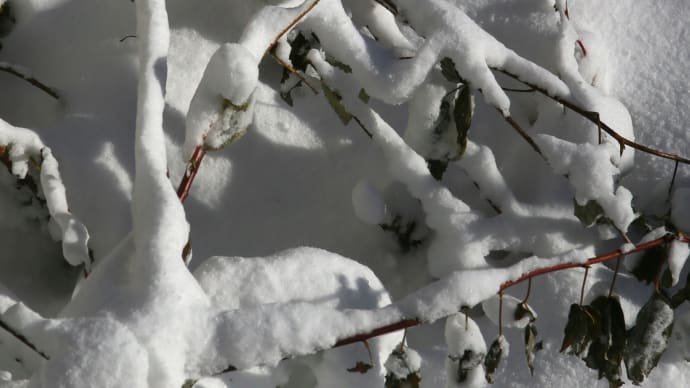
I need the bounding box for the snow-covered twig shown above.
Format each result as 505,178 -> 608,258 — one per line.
497,69 -> 690,165
0,317 -> 50,360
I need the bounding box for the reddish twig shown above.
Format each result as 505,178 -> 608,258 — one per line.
496,69 -> 690,165
266,0 -> 321,55
500,112 -> 545,159
333,319 -> 419,348
176,145 -> 207,203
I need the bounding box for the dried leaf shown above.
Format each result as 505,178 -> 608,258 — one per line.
347,361 -> 373,374
624,294 -> 674,384
560,303 -> 599,355
484,335 -> 508,383
574,199 -> 604,227
452,349 -> 484,383
584,296 -> 626,387
524,322 -> 543,376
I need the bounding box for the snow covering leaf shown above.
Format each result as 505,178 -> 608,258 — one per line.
452,86 -> 472,160
484,335 -> 508,384
325,53 -> 353,74
583,296 -> 626,387
573,199 -> 604,227
321,81 -> 352,125
384,345 -> 422,388
624,293 -> 674,385
524,322 -> 542,376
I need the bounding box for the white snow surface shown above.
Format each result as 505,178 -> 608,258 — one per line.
0,0 -> 688,387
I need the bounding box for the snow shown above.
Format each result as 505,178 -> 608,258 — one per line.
351,179 -> 388,225
668,240 -> 690,287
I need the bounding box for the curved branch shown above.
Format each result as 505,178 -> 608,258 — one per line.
0,317 -> 50,360
0,63 -> 59,100
496,68 -> 690,165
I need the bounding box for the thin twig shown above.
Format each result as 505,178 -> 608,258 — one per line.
500,112 -> 545,159
522,278 -> 532,303
0,63 -> 59,100
580,266 -> 589,305
333,319 -> 419,348
496,68 -> 690,165
266,0 -> 321,55
176,145 -> 207,203
668,160 -> 680,199
608,257 -> 622,297
0,317 -> 50,360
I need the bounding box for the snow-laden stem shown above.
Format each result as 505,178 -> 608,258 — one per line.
300,233 -> 690,352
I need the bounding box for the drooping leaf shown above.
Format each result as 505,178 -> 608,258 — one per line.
347,361 -> 373,374
514,302 -> 537,323
453,86 -> 473,159
560,303 -> 599,355
440,57 -> 463,84
321,81 -> 352,125
584,296 -> 626,387
484,335 -> 508,383
524,322 -> 543,376
574,199 -> 605,227
631,244 -> 668,284
624,294 -> 674,385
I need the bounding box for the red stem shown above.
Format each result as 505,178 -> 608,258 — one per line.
176,145 -> 207,203
327,233 -> 690,348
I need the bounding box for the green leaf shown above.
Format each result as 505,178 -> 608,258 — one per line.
347,361 -> 373,374
524,322 -> 543,376
321,81 -> 352,125
584,296 -> 626,387
453,86 -> 473,159
484,335 -> 507,384
624,294 -> 674,384
326,54 -> 353,74
440,57 -> 463,84
574,199 -> 605,227
358,88 -> 370,103
560,303 -> 599,355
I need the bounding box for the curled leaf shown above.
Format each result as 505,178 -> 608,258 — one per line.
584,296 -> 626,387
560,303 -> 599,355
452,86 -> 473,159
524,322 -> 543,376
574,199 -> 604,227
484,335 -> 508,383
